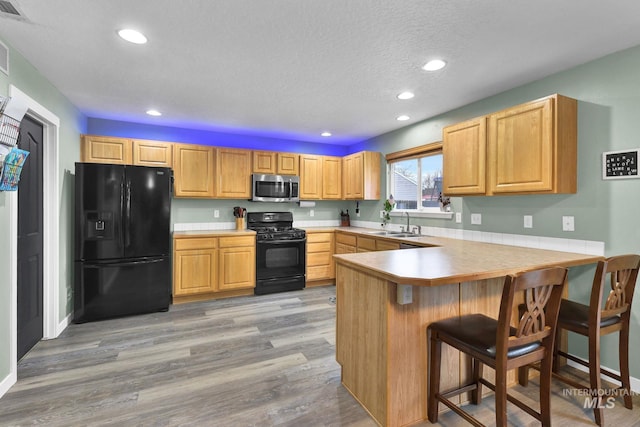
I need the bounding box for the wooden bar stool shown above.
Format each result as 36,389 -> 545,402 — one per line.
427,267 -> 568,427
550,254 -> 639,426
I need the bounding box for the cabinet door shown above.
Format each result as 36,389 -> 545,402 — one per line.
252,151 -> 276,174
300,154 -> 323,199
217,148 -> 252,198
442,117 -> 487,195
488,97 -> 553,194
343,153 -> 363,199
133,139 -> 173,167
322,156 -> 342,199
81,135 -> 132,164
218,244 -> 255,291
173,144 -> 215,198
173,248 -> 218,296
277,153 -> 299,175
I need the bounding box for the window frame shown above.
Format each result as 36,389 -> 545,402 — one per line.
386,142 -> 451,217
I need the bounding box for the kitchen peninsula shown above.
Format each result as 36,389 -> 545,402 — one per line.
333,234 -> 602,427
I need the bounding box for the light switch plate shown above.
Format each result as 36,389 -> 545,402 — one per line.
214,209 -> 220,218
524,215 -> 533,228
471,213 -> 482,225
455,212 -> 462,223
309,209 -> 314,217
562,216 -> 575,231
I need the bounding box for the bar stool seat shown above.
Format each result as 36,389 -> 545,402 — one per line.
428,267 -> 568,427
558,299 -> 620,329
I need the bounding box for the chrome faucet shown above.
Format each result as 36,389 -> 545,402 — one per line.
404,212 -> 410,232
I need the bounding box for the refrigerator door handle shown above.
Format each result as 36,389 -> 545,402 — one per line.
119,181 -> 125,249
83,258 -> 166,268
125,179 -> 132,248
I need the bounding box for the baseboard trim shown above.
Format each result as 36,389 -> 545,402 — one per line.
0,371 -> 16,399
55,312 -> 72,338
567,359 -> 640,393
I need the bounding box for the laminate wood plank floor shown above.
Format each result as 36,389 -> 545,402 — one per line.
1,285 -> 639,426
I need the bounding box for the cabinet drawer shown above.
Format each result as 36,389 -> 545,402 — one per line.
376,240 -> 400,251
174,237 -> 217,251
336,243 -> 356,254
307,265 -> 334,281
307,251 -> 332,267
307,241 -> 332,253
219,235 -> 255,248
336,233 -> 356,246
307,232 -> 333,243
357,236 -> 376,251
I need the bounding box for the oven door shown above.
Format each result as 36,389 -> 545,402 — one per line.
256,237 -> 306,281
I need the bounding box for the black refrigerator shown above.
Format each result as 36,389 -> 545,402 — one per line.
74,163 -> 172,323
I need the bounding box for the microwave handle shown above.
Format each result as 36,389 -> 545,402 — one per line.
289,179 -> 293,200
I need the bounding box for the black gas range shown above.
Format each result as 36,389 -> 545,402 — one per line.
247,212 -> 306,295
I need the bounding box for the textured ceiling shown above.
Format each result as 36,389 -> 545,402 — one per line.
1,1 -> 640,144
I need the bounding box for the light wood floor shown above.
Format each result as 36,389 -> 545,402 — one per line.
1,285 -> 639,426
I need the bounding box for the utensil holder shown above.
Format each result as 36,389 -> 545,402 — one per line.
235,218 -> 245,230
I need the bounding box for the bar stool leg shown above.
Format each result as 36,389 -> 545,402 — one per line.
620,324 -> 632,409
589,332 -> 604,427
495,366 -> 508,427
428,333 -> 442,423
471,358 -> 484,404
539,346 -> 553,427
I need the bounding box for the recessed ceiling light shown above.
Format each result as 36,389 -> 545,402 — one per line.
422,59 -> 446,71
397,92 -> 415,100
146,109 -> 162,116
118,29 -> 147,44
396,115 -> 410,121
321,132 -> 332,137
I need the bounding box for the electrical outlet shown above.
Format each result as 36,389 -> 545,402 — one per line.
524,215 -> 533,229
397,285 -> 413,305
380,210 -> 385,219
356,211 -> 361,217
214,209 -> 219,218
309,209 -> 314,217
471,213 -> 482,225
455,212 -> 462,223
562,216 -> 574,231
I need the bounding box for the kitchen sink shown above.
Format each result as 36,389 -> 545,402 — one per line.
367,231 -> 420,237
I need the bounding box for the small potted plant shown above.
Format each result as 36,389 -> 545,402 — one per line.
381,196 -> 395,228
438,192 -> 451,212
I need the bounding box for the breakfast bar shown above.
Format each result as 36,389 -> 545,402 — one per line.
333,237 -> 603,427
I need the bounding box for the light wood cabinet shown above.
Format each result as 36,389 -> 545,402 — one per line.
218,236 -> 255,291
343,151 -> 381,200
442,94 -> 577,196
216,148 -> 252,198
442,117 -> 487,195
306,232 -> 335,283
133,139 -> 173,167
277,153 -> 299,175
173,237 -> 218,297
300,154 -> 323,199
488,94 -> 577,195
252,151 -> 276,174
81,135 -> 132,164
172,144 -> 215,198
335,232 -> 357,254
322,156 -> 342,199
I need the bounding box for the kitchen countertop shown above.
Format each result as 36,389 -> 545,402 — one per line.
173,229 -> 256,237
332,228 -> 602,286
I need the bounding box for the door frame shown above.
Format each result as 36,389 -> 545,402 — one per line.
7,85 -> 60,379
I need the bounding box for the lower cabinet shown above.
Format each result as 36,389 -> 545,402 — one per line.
306,231 -> 335,285
335,232 -> 357,254
173,233 -> 255,303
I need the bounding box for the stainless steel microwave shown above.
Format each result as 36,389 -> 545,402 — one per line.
252,174 -> 300,202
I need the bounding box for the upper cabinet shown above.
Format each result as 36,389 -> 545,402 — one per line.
300,154 -> 323,199
173,144 -> 215,198
252,151 -> 299,176
488,94 -> 576,195
343,151 -> 381,200
81,135 -> 133,164
442,94 -> 577,196
322,156 -> 342,199
216,148 -> 252,199
442,117 -> 487,196
133,139 -> 173,167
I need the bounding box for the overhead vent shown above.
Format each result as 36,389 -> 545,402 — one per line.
0,0 -> 19,16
